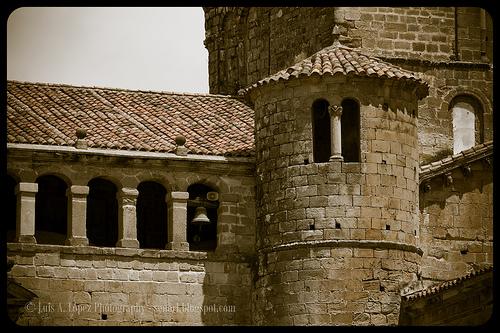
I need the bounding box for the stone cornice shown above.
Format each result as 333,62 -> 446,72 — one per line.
379,56 -> 492,71
259,239 -> 423,256
401,266 -> 493,302
7,143 -> 254,164
6,243 -> 252,263
419,141 -> 493,185
7,143 -> 255,177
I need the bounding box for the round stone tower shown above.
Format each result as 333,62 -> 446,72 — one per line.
243,41 -> 429,325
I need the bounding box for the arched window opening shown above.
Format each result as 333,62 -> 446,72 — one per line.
35,175 -> 68,245
451,95 -> 483,155
312,99 -> 331,163
7,175 -> 17,242
341,98 -> 361,162
137,181 -> 168,249
86,178 -> 118,247
187,184 -> 219,251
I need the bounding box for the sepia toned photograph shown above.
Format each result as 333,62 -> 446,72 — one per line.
6,7 -> 493,326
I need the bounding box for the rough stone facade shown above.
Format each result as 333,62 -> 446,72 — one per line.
204,7 -> 493,161
8,244 -> 252,325
247,52 -> 424,325
419,150 -> 493,284
6,6 -> 493,326
204,7 -> 338,95
7,147 -> 255,325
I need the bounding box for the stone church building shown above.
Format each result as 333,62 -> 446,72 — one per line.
6,7 -> 493,326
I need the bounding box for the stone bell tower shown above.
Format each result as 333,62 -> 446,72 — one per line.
242,32 -> 429,325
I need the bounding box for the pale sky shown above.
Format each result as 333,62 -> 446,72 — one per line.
7,7 -> 209,93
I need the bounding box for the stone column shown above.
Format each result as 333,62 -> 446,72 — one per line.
15,182 -> 38,243
166,191 -> 190,251
329,105 -> 344,161
65,185 -> 89,246
116,188 -> 139,248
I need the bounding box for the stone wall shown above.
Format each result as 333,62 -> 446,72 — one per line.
337,7 -> 493,162
250,75 -> 422,250
336,7 -> 493,163
253,246 -> 421,325
336,7 -> 493,63
384,61 -> 493,164
248,73 -> 424,325
7,146 -> 256,325
7,244 -> 252,325
203,7 -> 493,162
204,7 -> 493,92
204,7 -> 337,95
419,158 -> 493,284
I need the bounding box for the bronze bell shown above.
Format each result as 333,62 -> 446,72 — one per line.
191,206 -> 210,224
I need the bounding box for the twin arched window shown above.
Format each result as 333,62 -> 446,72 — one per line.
312,94 -> 484,160
312,98 -> 360,163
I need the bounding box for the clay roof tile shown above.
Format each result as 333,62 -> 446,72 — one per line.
402,266 -> 493,302
7,81 -> 255,157
241,42 -> 428,97
419,141 -> 493,183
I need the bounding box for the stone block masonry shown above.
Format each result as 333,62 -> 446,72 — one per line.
248,54 -> 423,324
7,244 -> 252,325
204,7 -> 337,95
418,156 -> 493,284
5,6 -> 493,326
204,7 -> 492,92
204,7 -> 493,164
251,75 -> 421,250
7,147 -> 256,325
253,245 -> 420,325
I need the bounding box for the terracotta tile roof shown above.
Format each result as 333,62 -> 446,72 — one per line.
7,81 -> 255,157
402,266 -> 493,302
419,141 -> 493,184
241,42 -> 429,98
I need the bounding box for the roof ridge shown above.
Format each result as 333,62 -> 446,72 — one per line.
7,80 -> 235,99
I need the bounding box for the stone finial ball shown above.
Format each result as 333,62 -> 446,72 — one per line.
76,128 -> 87,139
175,135 -> 186,146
